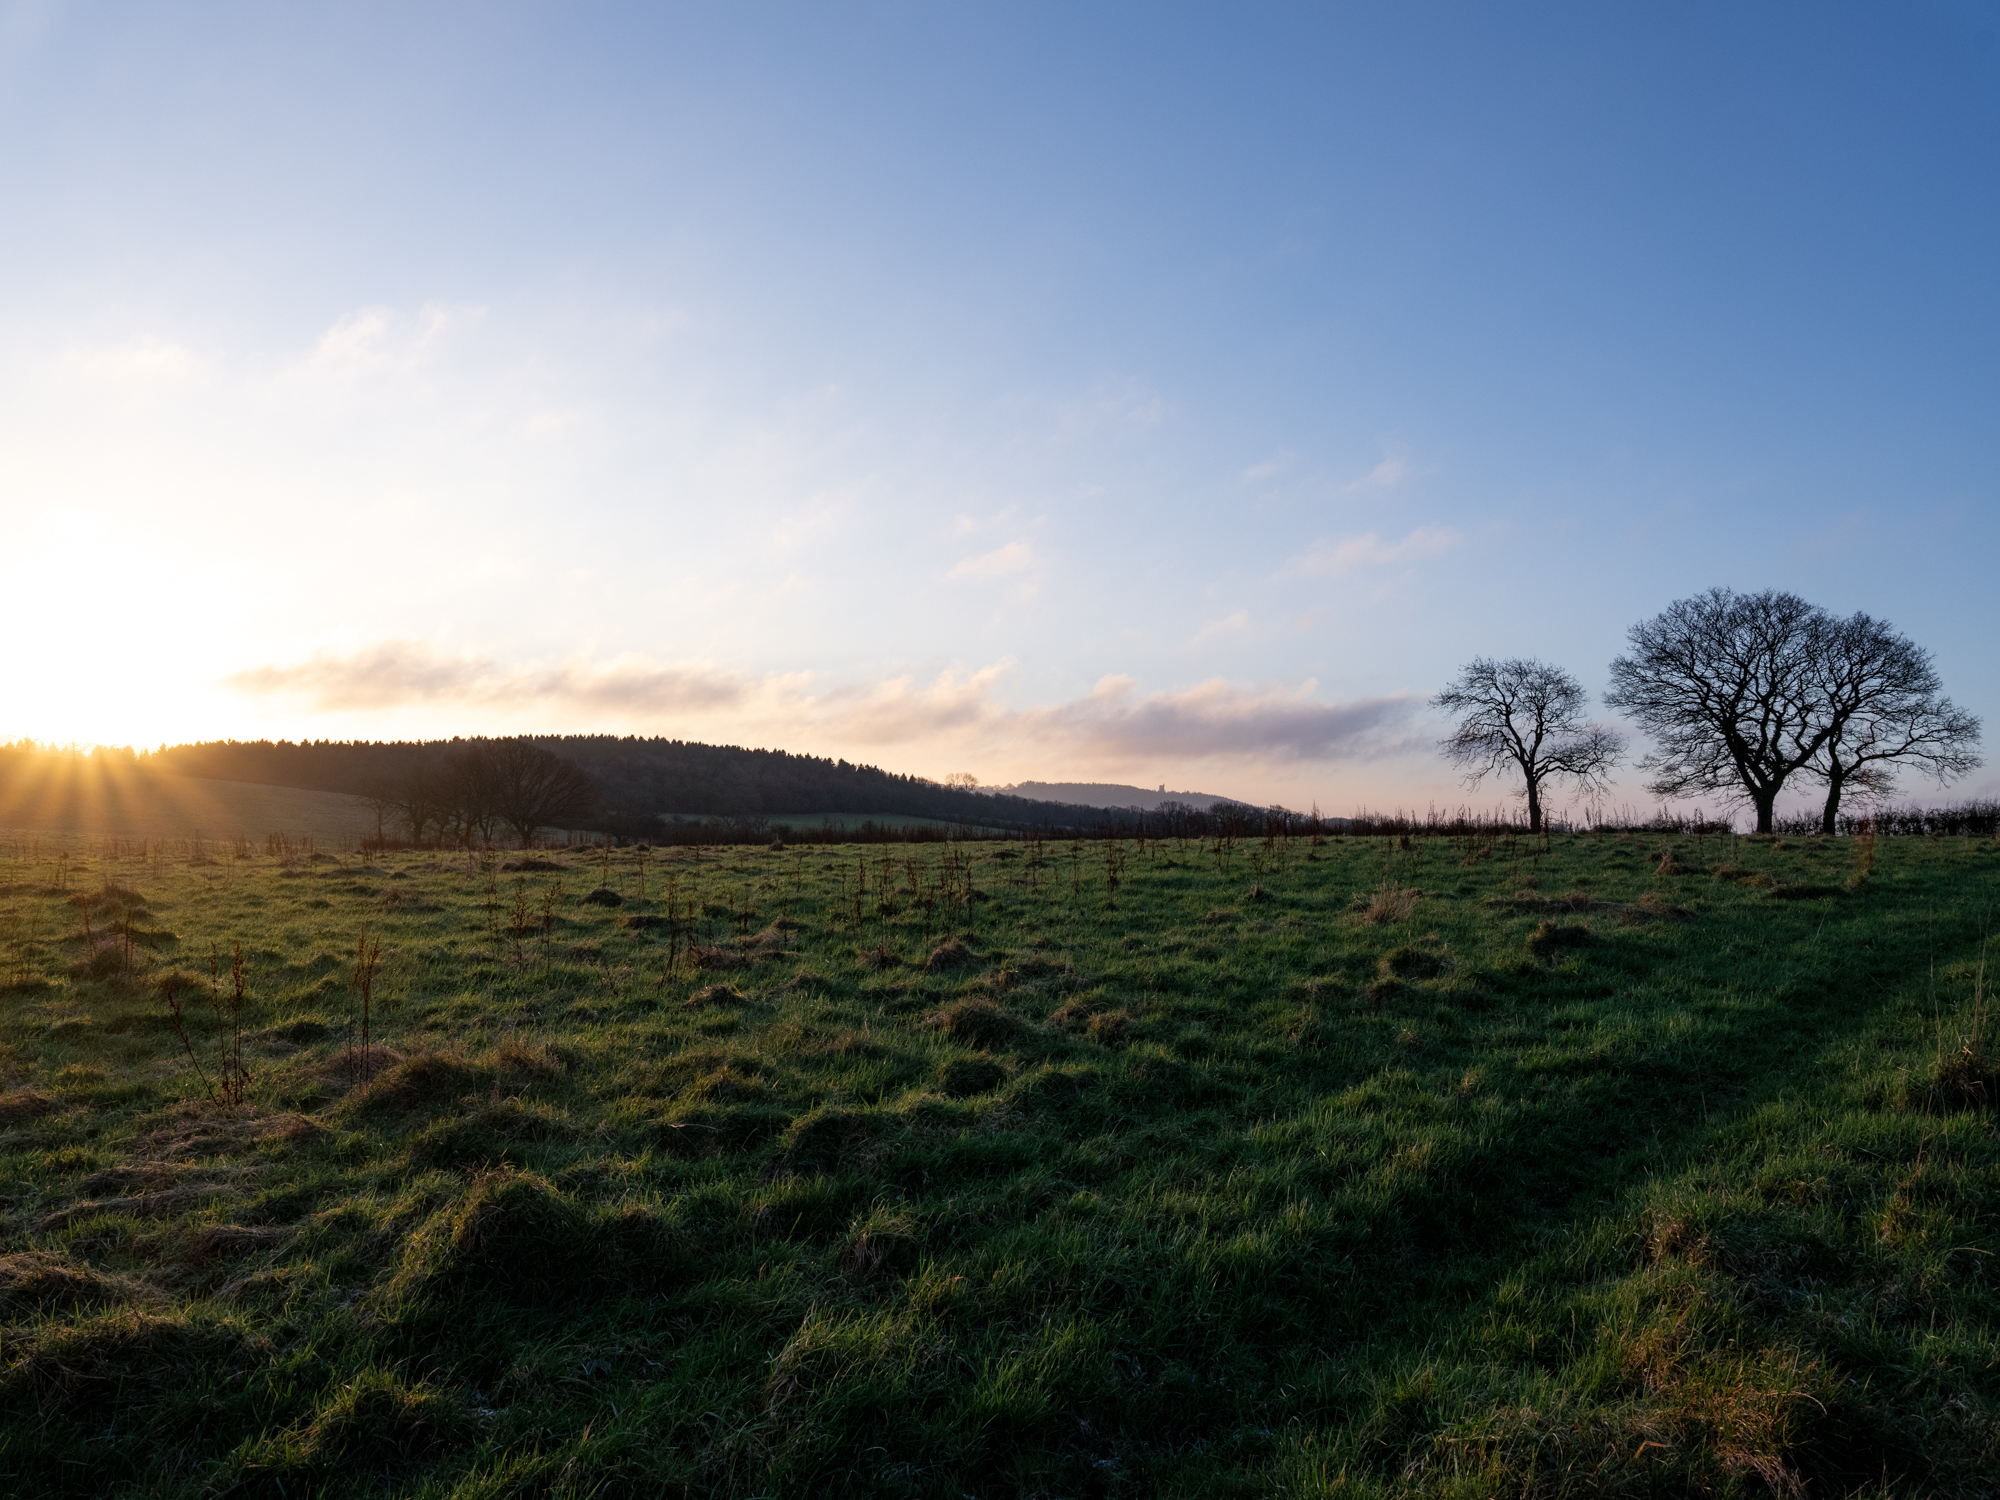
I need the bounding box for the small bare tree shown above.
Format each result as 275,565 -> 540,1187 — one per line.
1810,612 -> 1981,832
1434,658 -> 1622,831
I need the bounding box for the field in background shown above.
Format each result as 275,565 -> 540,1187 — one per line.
0,755 -> 379,845
1,827 -> 1996,1496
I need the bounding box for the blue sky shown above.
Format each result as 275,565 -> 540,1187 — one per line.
3,2 -> 1995,815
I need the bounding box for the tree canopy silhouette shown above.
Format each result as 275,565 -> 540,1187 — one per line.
1433,657 -> 1621,831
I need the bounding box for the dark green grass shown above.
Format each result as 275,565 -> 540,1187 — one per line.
1,829 -> 1996,1496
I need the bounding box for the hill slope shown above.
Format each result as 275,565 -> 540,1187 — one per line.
148,737 -> 1189,829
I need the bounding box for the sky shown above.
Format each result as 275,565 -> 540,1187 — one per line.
3,1 -> 1996,818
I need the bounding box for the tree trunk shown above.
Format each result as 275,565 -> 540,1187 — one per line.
1525,775 -> 1543,833
1821,770 -> 1845,836
1752,790 -> 1776,834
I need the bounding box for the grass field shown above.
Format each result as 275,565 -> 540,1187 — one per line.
0,763 -> 380,845
1,827 -> 1995,1497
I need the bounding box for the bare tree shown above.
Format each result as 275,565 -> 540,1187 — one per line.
1809,612 -> 1981,832
356,776 -> 398,847
1434,658 -> 1622,831
486,740 -> 600,846
440,744 -> 502,846
1605,588 -> 1834,834
395,766 -> 449,846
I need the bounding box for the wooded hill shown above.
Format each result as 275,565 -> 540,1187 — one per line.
147,736 -> 1176,832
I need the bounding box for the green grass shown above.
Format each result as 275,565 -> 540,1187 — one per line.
1,829 -> 1995,1497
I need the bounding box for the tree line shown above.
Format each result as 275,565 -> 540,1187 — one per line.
1435,587 -> 1982,834
149,735 -> 1129,835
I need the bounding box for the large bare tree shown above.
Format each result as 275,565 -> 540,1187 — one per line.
486,740 -> 600,846
1434,657 -> 1622,831
1809,612 -> 1981,832
1605,587 -> 1834,833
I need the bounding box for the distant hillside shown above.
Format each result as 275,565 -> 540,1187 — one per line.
0,747 -> 377,842
996,781 -> 1246,812
147,737 -> 1129,832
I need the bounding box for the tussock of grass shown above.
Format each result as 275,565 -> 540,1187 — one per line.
1361,881 -> 1420,924
922,936 -> 977,972
686,982 -> 749,1007
921,996 -> 1022,1049
938,1057 -> 1005,1096
0,1251 -> 145,1315
1526,918 -> 1592,959
0,1086 -> 55,1122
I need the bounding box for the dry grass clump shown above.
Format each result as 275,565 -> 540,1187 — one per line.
1932,1044 -> 1996,1111
1377,944 -> 1447,981
313,1044 -> 405,1087
0,1251 -> 146,1316
486,1038 -> 564,1079
837,1209 -> 916,1280
37,1186 -> 220,1233
1084,1009 -> 1134,1046
338,1050 -> 470,1115
0,1308 -> 257,1419
0,1086 -> 56,1123
691,945 -> 754,971
938,1057 -> 1006,1096
1623,892 -> 1692,923
285,1369 -> 463,1469
386,1169 -> 674,1310
745,922 -> 795,950
857,943 -> 901,970
924,937 -> 977,973
772,1106 -> 882,1177
173,1224 -> 284,1268
1361,883 -> 1420,925
682,1063 -> 769,1105
1526,920 -> 1592,961
922,997 -> 1023,1050
685,983 -> 749,1008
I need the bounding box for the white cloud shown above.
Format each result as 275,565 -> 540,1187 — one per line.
1280,524 -> 1463,579
949,541 -> 1034,578
306,301 -> 485,376
1192,608 -> 1251,643
225,643 -> 1420,771
1344,452 -> 1411,493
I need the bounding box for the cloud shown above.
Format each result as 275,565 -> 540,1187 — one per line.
225,642 -> 751,715
1191,608 -> 1251,643
225,643 -> 1419,769
308,301 -> 484,371
1280,524 -> 1463,579
949,541 -> 1034,578
1240,453 -> 1288,482
1016,676 -> 1418,762
1345,452 -> 1411,493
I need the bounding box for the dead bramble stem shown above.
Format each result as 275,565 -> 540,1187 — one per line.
160,972 -> 218,1104
350,928 -> 382,1078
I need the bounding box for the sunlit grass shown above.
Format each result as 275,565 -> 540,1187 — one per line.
1,828 -> 1995,1495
